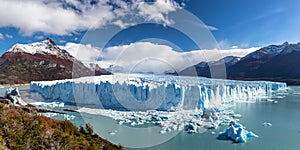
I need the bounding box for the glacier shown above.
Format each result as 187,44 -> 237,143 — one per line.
30,73 -> 286,111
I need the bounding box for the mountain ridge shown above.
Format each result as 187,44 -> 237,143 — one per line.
0,38 -> 111,85
179,42 -> 300,85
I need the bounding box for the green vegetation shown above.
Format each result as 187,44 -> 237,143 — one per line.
0,103 -> 124,150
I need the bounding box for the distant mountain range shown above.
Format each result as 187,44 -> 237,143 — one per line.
179,42 -> 300,85
1,39 -> 299,85
0,38 -> 111,84
178,56 -> 241,78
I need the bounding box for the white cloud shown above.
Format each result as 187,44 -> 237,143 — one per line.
0,0 -> 183,36
61,42 -> 102,64
231,45 -> 238,49
135,0 -> 180,25
35,35 -> 44,40
5,34 -> 13,39
0,33 -> 4,40
218,40 -> 230,49
59,40 -> 66,43
62,42 -> 258,74
203,24 -> 218,31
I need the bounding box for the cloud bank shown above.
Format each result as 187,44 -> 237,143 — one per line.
62,42 -> 259,74
60,43 -> 102,64
0,0 -> 183,36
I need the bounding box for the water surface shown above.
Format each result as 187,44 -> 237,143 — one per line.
5,85 -> 300,150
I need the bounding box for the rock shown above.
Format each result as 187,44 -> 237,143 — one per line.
0,89 -> 66,116
21,107 -> 32,113
63,108 -> 78,113
0,97 -> 12,105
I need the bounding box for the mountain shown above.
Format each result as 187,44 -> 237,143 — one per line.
179,42 -> 300,85
227,42 -> 300,84
241,42 -> 289,60
0,38 -> 111,84
178,56 -> 241,77
88,63 -> 112,76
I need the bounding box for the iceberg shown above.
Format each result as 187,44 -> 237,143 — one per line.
262,122 -> 272,127
30,74 -> 286,111
218,122 -> 258,143
4,87 -> 27,105
30,101 -> 65,109
39,112 -> 76,120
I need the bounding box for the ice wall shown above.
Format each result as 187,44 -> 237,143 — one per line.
30,74 -> 286,111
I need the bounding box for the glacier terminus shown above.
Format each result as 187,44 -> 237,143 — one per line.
30,74 -> 286,111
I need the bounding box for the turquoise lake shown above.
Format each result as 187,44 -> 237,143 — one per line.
2,85 -> 300,150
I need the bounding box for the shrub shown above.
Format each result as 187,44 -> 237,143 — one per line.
0,103 -> 125,150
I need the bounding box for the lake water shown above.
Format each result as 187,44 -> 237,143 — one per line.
2,85 -> 300,150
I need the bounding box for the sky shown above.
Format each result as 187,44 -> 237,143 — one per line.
0,0 -> 299,73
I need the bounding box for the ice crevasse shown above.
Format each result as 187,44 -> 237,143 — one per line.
30,74 -> 286,111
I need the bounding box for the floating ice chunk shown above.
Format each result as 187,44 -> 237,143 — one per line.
160,130 -> 167,134
232,114 -> 242,118
30,101 -> 65,108
40,112 -> 58,118
130,122 -> 137,126
119,121 -> 124,125
266,99 -> 279,104
64,114 -> 75,120
263,122 -> 272,127
246,131 -> 258,138
219,123 -> 258,143
77,107 -> 238,134
39,113 -> 75,120
185,122 -> 198,133
109,130 -> 117,135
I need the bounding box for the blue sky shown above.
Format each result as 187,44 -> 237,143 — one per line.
188,0 -> 300,48
0,0 -> 299,54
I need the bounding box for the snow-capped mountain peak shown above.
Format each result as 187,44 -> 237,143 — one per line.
279,42 -> 300,55
0,38 -> 111,84
222,56 -> 241,63
207,56 -> 241,66
8,38 -> 74,60
242,42 -> 289,60
263,41 -> 289,55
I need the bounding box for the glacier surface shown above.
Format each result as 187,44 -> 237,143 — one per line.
30,74 -> 286,111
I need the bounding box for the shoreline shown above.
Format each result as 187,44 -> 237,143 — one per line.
0,83 -> 30,87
